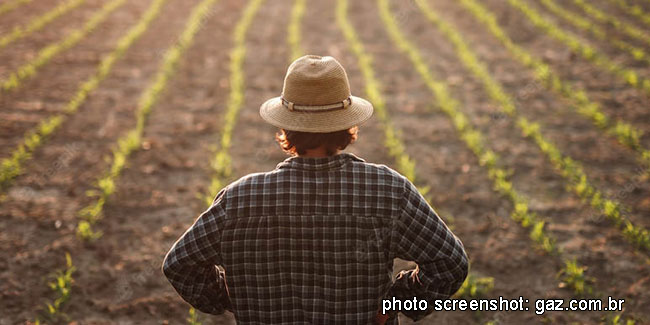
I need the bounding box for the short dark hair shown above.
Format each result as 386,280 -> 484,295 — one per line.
275,127 -> 358,156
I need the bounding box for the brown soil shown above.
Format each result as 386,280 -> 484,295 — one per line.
1,0 -> 650,324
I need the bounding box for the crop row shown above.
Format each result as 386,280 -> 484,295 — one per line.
0,0 -> 31,17
0,0 -> 127,93
0,0 -> 87,51
608,0 -> 650,27
507,0 -> 650,96
78,0 -> 219,239
415,0 -> 642,297
288,0 -> 305,62
458,0 -> 650,182
33,0 -> 219,321
72,0 -> 225,320
204,0 -> 264,207
195,0 -> 264,323
0,0 -> 168,194
572,0 -> 650,47
335,0 -> 494,299
459,0 -> 650,253
34,253 -> 76,324
538,0 -> 650,65
377,0 -> 596,297
417,0 -> 650,254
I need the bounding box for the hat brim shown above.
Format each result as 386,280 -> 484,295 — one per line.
259,95 -> 374,133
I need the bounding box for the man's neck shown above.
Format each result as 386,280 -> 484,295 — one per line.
298,148 -> 341,158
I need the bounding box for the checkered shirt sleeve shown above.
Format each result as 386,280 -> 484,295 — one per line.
162,188 -> 232,315
386,178 -> 469,321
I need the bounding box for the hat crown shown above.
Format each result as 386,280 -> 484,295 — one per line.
282,55 -> 351,106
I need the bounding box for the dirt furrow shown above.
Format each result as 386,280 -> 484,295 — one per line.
407,0 -> 649,320
0,0 -> 205,321
532,0 -> 650,69
480,0 -> 650,150
59,0 -> 244,322
442,0 -> 650,255
0,0 -> 104,75
0,0 -> 150,152
223,1 -> 292,179
0,0 -> 64,34
441,0 -> 650,249
518,0 -> 650,150
431,0 -> 650,227
545,0 -> 650,50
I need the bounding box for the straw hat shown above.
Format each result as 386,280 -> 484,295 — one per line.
260,55 -> 374,133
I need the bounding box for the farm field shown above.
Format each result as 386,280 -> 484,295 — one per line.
1,0 -> 650,323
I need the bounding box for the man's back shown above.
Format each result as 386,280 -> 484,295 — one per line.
221,153 -> 399,323
163,153 -> 469,324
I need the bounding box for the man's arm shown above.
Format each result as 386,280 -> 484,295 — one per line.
386,178 -> 469,321
162,189 -> 231,315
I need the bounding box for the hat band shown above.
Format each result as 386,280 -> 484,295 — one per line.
281,97 -> 352,113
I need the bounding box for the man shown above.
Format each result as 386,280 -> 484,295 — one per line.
163,55 -> 468,324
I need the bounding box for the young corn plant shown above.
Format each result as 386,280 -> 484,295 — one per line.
36,253 -> 76,323
416,0 -> 650,254
505,0 -> 650,96
336,0 -> 492,298
454,274 -> 494,299
572,0 -> 650,47
558,259 -> 592,296
538,0 -> 650,65
0,0 -> 169,194
458,0 -> 650,183
456,274 -> 495,319
0,0 -> 128,92
605,312 -> 637,325
77,0 -> 221,240
0,0 -> 87,51
187,308 -> 201,325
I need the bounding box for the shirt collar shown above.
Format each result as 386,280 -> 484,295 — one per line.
276,152 -> 365,171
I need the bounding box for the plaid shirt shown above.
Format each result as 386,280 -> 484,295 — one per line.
163,153 -> 468,324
